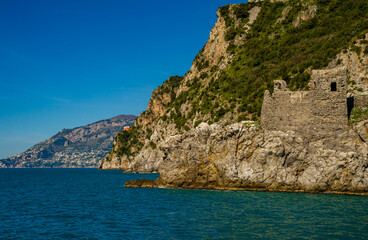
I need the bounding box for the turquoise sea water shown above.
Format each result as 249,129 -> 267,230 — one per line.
1,169 -> 368,239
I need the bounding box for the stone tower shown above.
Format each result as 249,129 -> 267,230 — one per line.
261,67 -> 348,140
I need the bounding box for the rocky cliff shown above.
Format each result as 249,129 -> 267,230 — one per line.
0,115 -> 136,168
101,0 -> 368,195
126,120 -> 368,195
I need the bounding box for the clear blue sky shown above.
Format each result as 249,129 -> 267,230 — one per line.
0,0 -> 246,158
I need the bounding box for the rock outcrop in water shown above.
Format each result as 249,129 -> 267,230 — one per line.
101,0 -> 368,195
0,115 -> 136,168
143,121 -> 368,195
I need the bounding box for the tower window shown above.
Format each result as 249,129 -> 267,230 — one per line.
331,82 -> 337,91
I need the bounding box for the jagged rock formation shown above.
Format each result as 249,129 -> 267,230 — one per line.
101,0 -> 368,195
152,121 -> 368,195
0,115 -> 136,168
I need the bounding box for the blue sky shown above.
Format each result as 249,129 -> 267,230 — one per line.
0,0 -> 246,158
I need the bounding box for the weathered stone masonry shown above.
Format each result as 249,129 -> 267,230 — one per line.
261,67 -> 348,140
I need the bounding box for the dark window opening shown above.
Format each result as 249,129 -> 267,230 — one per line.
331,82 -> 337,91
347,97 -> 354,119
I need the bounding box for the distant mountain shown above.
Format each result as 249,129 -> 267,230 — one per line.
0,115 -> 136,168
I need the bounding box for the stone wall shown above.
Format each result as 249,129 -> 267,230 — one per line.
261,67 -> 348,140
354,95 -> 368,108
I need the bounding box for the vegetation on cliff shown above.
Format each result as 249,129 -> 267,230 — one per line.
102,0 -> 368,168
350,106 -> 368,124
115,125 -> 143,157
191,0 -> 368,122
152,0 -> 368,128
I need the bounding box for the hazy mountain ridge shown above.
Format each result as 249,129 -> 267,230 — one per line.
0,115 -> 136,168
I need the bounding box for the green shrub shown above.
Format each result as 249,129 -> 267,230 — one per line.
149,141 -> 156,149
194,120 -> 203,128
225,27 -> 239,41
226,42 -> 236,53
174,114 -> 187,130
200,72 -> 208,79
351,45 -> 362,55
364,46 -> 368,55
210,65 -> 219,73
219,5 -> 234,27
196,59 -> 210,71
233,3 -> 251,19
349,106 -> 368,124
237,114 -> 247,122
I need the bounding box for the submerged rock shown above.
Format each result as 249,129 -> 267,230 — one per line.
125,178 -> 158,188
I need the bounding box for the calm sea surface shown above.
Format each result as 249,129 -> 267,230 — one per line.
1,169 -> 368,239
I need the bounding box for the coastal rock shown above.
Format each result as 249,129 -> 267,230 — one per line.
153,122 -> 368,195
125,178 -> 157,188
101,1 -> 368,195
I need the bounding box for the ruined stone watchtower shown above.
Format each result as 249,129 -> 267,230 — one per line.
261,67 -> 348,140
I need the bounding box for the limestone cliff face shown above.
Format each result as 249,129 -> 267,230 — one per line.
184,8 -> 231,82
153,121 -> 368,195
99,5 -> 243,170
102,0 -> 368,195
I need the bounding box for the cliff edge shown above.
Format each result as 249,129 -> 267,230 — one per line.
102,0 -> 368,195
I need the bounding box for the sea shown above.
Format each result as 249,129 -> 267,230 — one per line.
1,169 -> 368,239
